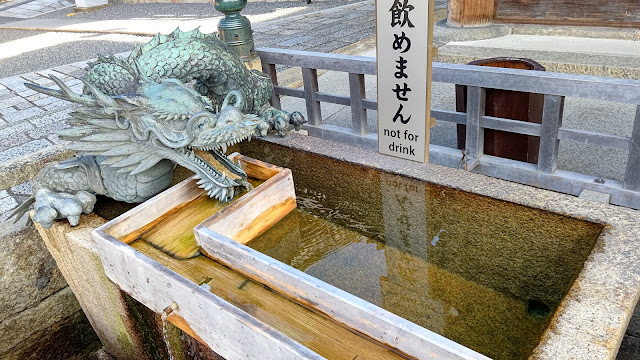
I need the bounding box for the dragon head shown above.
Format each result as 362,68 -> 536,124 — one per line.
28,76 -> 260,202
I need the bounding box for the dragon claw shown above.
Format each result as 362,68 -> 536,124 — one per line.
33,189 -> 96,229
257,107 -> 306,137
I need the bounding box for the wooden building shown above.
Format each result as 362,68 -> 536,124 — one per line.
448,0 -> 640,28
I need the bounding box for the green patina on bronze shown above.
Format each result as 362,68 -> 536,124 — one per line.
86,28 -> 270,118
11,28 -> 304,229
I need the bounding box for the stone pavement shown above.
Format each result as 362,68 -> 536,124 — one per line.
0,0 -> 72,19
0,61 -> 87,221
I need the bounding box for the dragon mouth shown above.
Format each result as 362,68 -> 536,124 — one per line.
190,129 -> 253,154
174,147 -> 241,201
174,115 -> 257,201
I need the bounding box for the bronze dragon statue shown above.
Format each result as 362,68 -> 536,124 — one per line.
11,28 -> 305,228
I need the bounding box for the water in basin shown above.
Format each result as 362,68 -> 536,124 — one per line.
241,142 -> 603,360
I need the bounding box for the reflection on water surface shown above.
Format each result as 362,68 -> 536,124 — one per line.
242,141 -> 603,360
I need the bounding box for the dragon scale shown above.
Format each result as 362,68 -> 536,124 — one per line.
11,28 -> 305,229
85,28 -> 274,115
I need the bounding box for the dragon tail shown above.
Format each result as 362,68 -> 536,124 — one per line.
8,195 -> 35,224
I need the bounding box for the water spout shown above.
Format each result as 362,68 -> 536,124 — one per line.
161,301 -> 179,360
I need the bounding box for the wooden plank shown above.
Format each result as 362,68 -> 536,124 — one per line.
257,48 -> 377,75
114,155 -> 285,258
272,88 -> 353,108
166,313 -> 206,344
303,123 -> 378,150
624,106 -> 640,191
349,73 -> 367,135
261,62 -> 282,110
93,231 -> 326,360
481,115 -> 542,137
195,228 -> 490,360
557,128 -> 632,150
302,67 -> 322,126
474,154 -> 640,209
431,62 -> 640,104
228,153 -> 284,180
258,49 -> 640,104
101,238 -> 414,360
104,177 -> 203,240
196,169 -> 297,245
537,95 -> 565,173
274,86 -> 305,99
119,192 -> 228,258
316,92 -> 351,106
464,86 -> 486,161
432,109 -> 466,125
362,99 -> 377,110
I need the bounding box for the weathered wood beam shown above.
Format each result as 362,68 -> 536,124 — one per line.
447,0 -> 496,26
129,241 -> 412,360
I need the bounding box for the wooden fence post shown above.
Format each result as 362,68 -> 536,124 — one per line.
537,95 -> 565,174
302,67 -> 322,126
261,62 -> 281,110
465,86 -> 486,162
349,73 -> 367,135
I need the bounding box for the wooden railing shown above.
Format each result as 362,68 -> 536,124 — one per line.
257,48 -> 640,210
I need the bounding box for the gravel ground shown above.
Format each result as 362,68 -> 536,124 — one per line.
37,0 -> 359,21
0,30 -> 151,77
0,0 -> 359,77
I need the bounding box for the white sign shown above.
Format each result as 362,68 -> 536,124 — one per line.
376,0 -> 433,163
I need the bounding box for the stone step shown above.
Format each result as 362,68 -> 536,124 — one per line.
436,33 -> 640,79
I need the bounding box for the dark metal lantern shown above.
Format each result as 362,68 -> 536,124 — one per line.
214,0 -> 257,61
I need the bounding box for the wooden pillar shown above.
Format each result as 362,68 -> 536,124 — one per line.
447,0 -> 496,26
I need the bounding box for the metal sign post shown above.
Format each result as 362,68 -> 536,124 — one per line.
377,0 -> 435,163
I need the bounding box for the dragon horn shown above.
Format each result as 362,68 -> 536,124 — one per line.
222,90 -> 244,110
24,75 -> 97,107
80,78 -> 118,108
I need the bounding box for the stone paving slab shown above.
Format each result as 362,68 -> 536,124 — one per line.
0,0 -> 72,19
0,63 -> 83,208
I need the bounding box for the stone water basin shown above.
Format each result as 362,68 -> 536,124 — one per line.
93,136 -> 640,360
234,136 -> 640,360
246,157 -> 600,360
